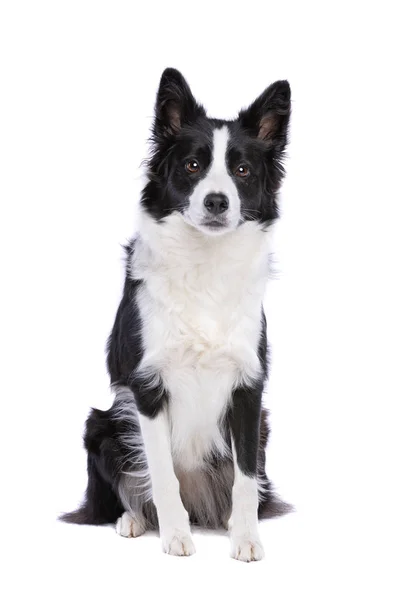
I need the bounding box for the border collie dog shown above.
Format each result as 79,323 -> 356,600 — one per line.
62,68 -> 291,561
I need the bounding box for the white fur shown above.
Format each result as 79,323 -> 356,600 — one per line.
112,386 -> 153,502
229,441 -> 265,562
138,410 -> 196,556
116,511 -> 146,538
132,212 -> 271,472
184,126 -> 241,233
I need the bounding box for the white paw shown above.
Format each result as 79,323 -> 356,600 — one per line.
161,530 -> 196,557
230,534 -> 265,562
116,511 -> 146,538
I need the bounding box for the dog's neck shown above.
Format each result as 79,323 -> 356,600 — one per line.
133,211 -> 272,275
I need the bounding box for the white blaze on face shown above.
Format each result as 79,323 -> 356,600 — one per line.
185,126 -> 241,233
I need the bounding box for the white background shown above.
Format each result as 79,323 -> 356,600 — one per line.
1,1 -> 399,598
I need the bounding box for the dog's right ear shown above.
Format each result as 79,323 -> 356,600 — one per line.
153,68 -> 205,139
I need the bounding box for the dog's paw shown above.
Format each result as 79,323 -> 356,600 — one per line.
230,534 -> 265,562
116,511 -> 146,538
161,530 -> 196,557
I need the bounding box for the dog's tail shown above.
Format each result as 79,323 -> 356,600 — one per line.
60,407 -> 125,525
257,409 -> 294,520
59,504 -> 92,525
258,493 -> 294,519
59,453 -> 123,525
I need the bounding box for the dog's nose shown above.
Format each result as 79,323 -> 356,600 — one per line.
203,193 -> 229,215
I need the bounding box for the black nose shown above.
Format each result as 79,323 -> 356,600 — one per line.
203,193 -> 229,215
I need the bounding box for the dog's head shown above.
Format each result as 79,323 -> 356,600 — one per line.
142,68 -> 291,235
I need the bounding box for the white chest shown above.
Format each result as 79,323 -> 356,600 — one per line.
132,214 -> 271,470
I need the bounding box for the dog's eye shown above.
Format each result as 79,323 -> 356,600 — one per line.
185,160 -> 200,174
235,165 -> 250,178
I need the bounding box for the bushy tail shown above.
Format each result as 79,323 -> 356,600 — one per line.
258,493 -> 294,520
59,453 -> 123,525
59,506 -> 88,524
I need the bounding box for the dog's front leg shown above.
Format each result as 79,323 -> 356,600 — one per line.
229,384 -> 265,562
138,407 -> 195,556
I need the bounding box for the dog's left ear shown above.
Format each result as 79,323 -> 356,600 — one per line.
239,80 -> 291,151
154,68 -> 205,139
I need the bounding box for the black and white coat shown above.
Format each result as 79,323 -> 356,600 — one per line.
62,68 -> 291,562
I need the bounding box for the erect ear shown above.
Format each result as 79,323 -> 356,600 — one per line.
239,80 -> 291,149
153,68 -> 205,138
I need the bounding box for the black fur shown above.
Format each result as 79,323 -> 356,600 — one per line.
142,68 -> 290,225
61,68 -> 292,529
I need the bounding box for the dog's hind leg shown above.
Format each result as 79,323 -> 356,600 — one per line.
115,470 -> 157,538
116,511 -> 146,538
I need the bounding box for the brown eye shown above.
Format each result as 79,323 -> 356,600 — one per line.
235,165 -> 250,178
185,160 -> 200,173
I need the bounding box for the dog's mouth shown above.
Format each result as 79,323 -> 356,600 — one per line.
184,211 -> 233,235
201,217 -> 228,230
